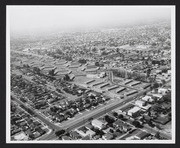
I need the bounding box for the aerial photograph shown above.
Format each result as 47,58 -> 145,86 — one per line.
7,6 -> 175,143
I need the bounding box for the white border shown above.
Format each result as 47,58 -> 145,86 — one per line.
6,5 -> 176,144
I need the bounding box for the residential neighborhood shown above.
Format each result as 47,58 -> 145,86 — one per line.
8,6 -> 174,142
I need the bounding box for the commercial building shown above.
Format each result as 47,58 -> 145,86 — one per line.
127,106 -> 141,117
76,127 -> 96,138
141,96 -> 153,102
91,119 -> 107,130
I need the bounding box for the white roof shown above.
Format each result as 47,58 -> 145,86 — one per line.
14,132 -> 28,140
135,100 -> 145,106
141,104 -> 152,110
92,119 -> 104,127
128,106 -> 141,113
158,88 -> 168,91
142,96 -> 152,101
152,93 -> 163,98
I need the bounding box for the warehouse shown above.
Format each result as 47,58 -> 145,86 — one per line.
125,90 -> 138,96
130,81 -> 141,86
107,85 -> 119,91
116,87 -> 126,93
124,79 -> 133,85
98,83 -> 110,89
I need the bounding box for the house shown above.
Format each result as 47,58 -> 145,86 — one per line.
152,94 -> 163,100
114,109 -> 123,116
70,131 -> 82,140
13,132 -> 28,141
76,126 -> 95,138
91,119 -> 107,130
85,123 -> 94,130
103,127 -> 115,134
141,104 -> 152,111
135,100 -> 151,111
135,100 -> 146,107
33,131 -> 41,139
127,106 -> 141,117
135,131 -> 150,140
153,115 -> 170,125
102,133 -> 114,140
142,96 -> 153,102
81,135 -> 91,140
113,119 -> 131,132
120,103 -> 134,114
158,88 -> 168,95
62,136 -> 72,140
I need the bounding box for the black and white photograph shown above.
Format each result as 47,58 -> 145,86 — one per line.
6,5 -> 175,143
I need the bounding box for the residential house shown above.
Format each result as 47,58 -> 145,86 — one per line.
91,119 -> 107,130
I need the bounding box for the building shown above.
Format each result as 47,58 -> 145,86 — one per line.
124,79 -> 133,85
70,131 -> 82,140
61,136 -> 72,140
116,87 -> 126,94
106,85 -> 119,91
127,106 -> 141,117
86,74 -> 100,79
76,127 -> 96,138
152,94 -> 163,100
135,131 -> 150,140
158,88 -> 168,95
91,119 -> 107,130
120,103 -> 134,114
135,100 -> 146,107
102,133 -> 114,140
13,132 -> 28,141
130,81 -> 141,87
113,119 -> 131,132
142,96 -> 153,102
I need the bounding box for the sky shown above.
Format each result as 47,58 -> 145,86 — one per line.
7,6 -> 172,35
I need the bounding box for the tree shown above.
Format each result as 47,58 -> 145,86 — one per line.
33,67 -> 41,74
118,114 -> 124,119
153,82 -> 159,89
55,129 -> 66,137
155,131 -> 161,139
156,124 -> 162,130
132,120 -> 141,128
92,47 -> 97,53
95,62 -> 100,66
101,51 -> 108,56
78,59 -> 87,64
64,74 -> 70,81
49,69 -> 56,76
112,112 -> 118,117
104,115 -> 115,124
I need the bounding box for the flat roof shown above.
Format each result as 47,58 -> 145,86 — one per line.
130,81 -> 141,86
107,85 -> 119,91
98,83 -> 110,88
124,79 -> 133,85
85,79 -> 96,84
116,87 -> 126,93
91,81 -> 105,87
128,106 -> 141,113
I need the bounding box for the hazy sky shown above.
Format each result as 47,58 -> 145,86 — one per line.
8,6 -> 172,35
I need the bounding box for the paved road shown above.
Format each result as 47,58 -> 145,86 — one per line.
11,93 -> 62,140
63,89 -> 148,131
143,124 -> 171,139
123,115 -> 171,140
11,50 -> 152,140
